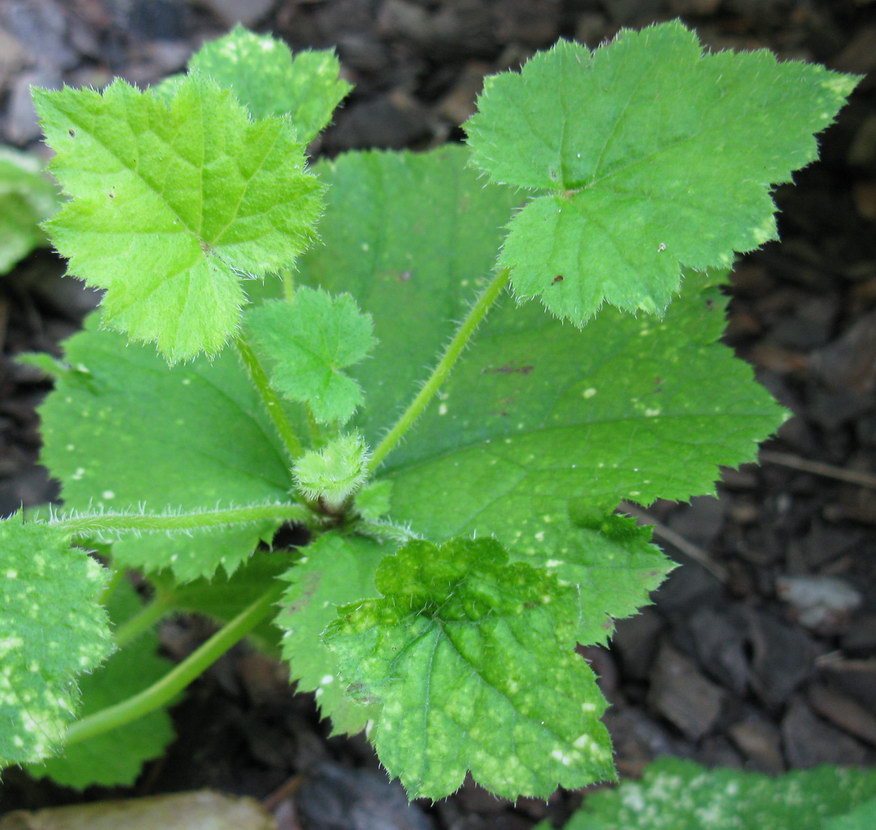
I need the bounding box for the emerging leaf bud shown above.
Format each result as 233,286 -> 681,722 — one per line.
293,433 -> 370,508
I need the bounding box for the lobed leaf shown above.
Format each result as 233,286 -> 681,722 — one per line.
519,512 -> 674,645
324,537 -> 615,800
465,23 -> 859,324
0,519 -> 113,766
294,145 -> 523,440
296,146 -> 784,583
550,758 -> 876,830
34,74 -> 323,362
37,316 -> 291,580
276,533 -> 389,735
245,288 -> 376,424
0,146 -> 59,274
26,579 -> 174,788
185,24 -> 351,141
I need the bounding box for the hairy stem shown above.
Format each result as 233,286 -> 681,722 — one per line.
236,335 -> 304,460
113,593 -> 175,649
64,582 -> 285,747
368,268 -> 510,472
52,503 -> 311,538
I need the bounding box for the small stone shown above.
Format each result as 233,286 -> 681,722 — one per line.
782,698 -> 869,767
728,718 -> 785,774
6,69 -> 61,145
648,641 -> 725,741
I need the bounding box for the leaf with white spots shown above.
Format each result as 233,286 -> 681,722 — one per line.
245,289 -> 376,425
293,147 -> 785,550
0,518 -> 113,767
514,512 -> 674,646
37,316 -> 292,581
324,537 -> 616,800
465,23 -> 859,325
552,758 -> 876,830
26,579 -> 174,788
34,74 -> 323,362
381,272 -> 786,560
276,533 -> 389,735
183,25 -> 351,142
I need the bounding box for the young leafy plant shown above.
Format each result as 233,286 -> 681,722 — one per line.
0,22 -> 858,802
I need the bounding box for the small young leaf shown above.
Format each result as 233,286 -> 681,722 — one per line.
34,75 -> 323,362
276,533 -> 389,735
292,432 -> 370,505
38,317 -> 292,580
0,518 -> 113,766
465,23 -> 859,324
26,579 -> 174,788
185,24 -> 351,141
324,537 -> 615,800
555,757 -> 876,830
0,146 -> 59,274
245,289 -> 376,424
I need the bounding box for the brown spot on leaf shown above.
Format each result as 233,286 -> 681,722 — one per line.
68,129 -> 75,137
483,364 -> 535,375
552,275 -> 564,284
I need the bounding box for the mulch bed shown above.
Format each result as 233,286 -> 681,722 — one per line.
1,1 -> 874,828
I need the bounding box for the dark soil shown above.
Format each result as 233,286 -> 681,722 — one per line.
1,1 -> 875,828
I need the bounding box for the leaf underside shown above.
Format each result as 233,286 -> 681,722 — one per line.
34,75 -> 323,362
465,22 -> 859,324
0,519 -> 112,766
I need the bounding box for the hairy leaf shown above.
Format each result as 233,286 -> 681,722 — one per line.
518,512 -> 674,645
34,75 -> 323,361
550,758 -> 876,830
0,146 -> 59,274
325,537 -> 615,799
295,146 -> 784,568
0,519 -> 112,766
276,533 -> 389,735
382,273 -> 786,551
465,23 -> 859,324
38,317 -> 291,580
186,24 -> 351,141
27,579 -> 174,788
293,146 -> 524,440
245,288 -> 376,424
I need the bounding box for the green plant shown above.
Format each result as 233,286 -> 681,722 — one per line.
0,23 -> 857,801
539,758 -> 876,829
0,145 -> 59,274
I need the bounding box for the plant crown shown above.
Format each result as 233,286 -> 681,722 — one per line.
0,22 -> 858,802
